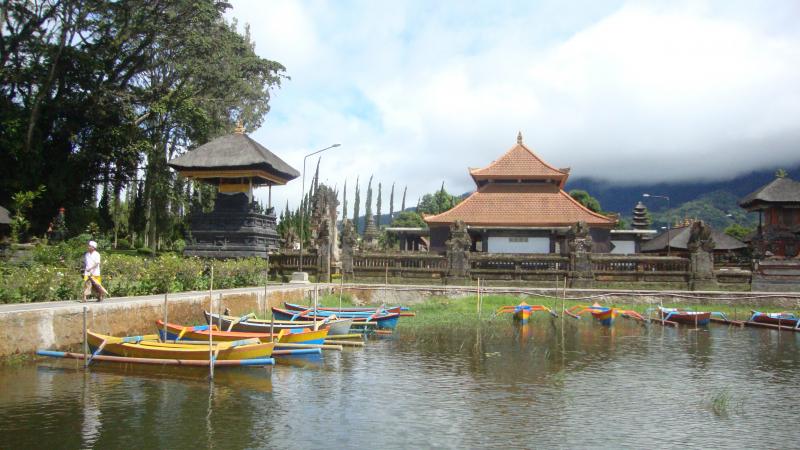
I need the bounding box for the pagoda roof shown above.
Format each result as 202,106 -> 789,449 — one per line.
168,132 -> 300,185
640,225 -> 747,252
423,183 -> 616,228
739,177 -> 800,209
469,133 -> 568,187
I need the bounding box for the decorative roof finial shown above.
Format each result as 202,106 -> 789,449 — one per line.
234,120 -> 245,134
517,131 -> 523,145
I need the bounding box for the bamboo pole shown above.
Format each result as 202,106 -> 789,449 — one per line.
208,265 -> 214,379
83,306 -> 88,369
339,273 -> 344,312
324,339 -> 365,347
163,293 -> 168,342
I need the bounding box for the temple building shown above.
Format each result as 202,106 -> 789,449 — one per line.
640,222 -> 747,257
739,175 -> 800,258
424,133 -> 617,253
168,124 -> 299,258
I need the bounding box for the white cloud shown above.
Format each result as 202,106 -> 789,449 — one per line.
227,0 -> 800,213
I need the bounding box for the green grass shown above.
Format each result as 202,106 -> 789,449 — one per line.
313,293 -> 794,323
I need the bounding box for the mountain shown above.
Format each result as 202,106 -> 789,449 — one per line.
566,165 -> 800,230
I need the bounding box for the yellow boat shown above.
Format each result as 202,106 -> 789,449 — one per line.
87,330 -> 275,361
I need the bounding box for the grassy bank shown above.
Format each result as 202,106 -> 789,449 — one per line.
312,293 -> 796,325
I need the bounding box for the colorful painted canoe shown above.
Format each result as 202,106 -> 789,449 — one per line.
158,320 -> 329,345
87,330 -> 275,360
749,311 -> 800,328
658,307 -> 712,326
284,302 -> 409,316
565,303 -> 645,326
204,311 -> 352,335
496,302 -> 557,323
271,306 -> 400,329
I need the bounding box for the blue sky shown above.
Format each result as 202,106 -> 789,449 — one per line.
227,0 -> 800,212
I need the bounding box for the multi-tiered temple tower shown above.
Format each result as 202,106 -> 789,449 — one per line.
168,125 -> 299,258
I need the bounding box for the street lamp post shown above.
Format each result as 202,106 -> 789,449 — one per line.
643,193 -> 670,256
298,144 -> 341,276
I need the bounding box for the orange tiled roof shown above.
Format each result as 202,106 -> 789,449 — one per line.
424,184 -> 616,227
469,141 -> 567,182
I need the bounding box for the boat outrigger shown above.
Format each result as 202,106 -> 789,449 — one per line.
647,306 -> 733,326
748,311 -> 800,330
496,302 -> 557,323
564,303 -> 646,326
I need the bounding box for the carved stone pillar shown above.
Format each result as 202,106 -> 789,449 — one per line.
445,220 -> 471,284
568,221 -> 595,288
688,221 -> 719,291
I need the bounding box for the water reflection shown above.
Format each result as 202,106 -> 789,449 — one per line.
1,322 -> 799,448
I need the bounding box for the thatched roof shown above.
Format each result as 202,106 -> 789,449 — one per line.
168,133 -> 300,184
0,205 -> 10,225
740,177 -> 800,209
640,225 -> 746,252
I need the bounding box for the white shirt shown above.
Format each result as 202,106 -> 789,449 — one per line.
84,251 -> 101,276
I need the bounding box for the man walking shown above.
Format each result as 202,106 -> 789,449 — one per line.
82,240 -> 107,302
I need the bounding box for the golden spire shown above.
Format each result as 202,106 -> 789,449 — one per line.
517,131 -> 523,145
234,120 -> 245,134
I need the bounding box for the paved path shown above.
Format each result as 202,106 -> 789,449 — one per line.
0,284 -> 316,314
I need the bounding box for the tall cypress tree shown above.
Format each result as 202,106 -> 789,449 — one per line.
389,182 -> 395,220
365,175 -> 373,221
376,182 -> 382,227
352,177 -> 360,234
98,183 -> 112,233
342,179 -> 348,219
401,186 -> 407,212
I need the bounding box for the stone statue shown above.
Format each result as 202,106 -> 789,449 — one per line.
687,220 -> 718,290
687,220 -> 715,253
445,220 -> 471,279
281,227 -> 298,250
567,221 -> 594,288
340,219 -> 357,278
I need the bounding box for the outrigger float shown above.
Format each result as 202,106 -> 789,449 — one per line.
496,302 -> 557,323
745,311 -> 800,332
564,303 -> 647,326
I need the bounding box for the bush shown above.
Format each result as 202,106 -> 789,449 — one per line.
116,238 -> 132,250
0,253 -> 269,303
136,247 -> 156,256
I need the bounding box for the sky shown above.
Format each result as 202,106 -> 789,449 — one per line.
226,0 -> 800,213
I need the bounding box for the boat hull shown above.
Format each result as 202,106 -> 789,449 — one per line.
284,302 -> 403,315
272,306 -> 400,329
87,330 -> 274,360
751,313 -> 799,327
659,310 -> 711,326
591,308 -> 617,326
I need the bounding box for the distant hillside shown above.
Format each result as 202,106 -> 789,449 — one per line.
567,165 -> 800,230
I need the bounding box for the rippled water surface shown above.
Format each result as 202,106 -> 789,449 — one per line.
2,319 -> 799,449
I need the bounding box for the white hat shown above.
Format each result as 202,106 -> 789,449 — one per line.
88,240 -> 98,249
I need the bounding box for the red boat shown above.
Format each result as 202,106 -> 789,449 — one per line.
658,307 -> 711,326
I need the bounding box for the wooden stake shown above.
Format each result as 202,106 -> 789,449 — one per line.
339,273 -> 344,313
83,306 -> 88,369
208,264 -> 214,379
163,293 -> 168,342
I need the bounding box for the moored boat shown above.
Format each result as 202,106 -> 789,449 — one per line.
748,311 -> 800,328
86,330 -> 275,360
271,306 -> 400,329
658,307 -> 712,326
204,311 -> 352,335
496,302 -> 557,323
284,302 -> 406,315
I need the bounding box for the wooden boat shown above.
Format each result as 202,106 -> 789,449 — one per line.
37,350 -> 275,367
658,307 -> 712,326
565,303 -> 644,327
284,302 -> 414,316
204,311 -> 352,335
86,330 -> 275,360
496,302 -> 557,323
159,320 -> 329,345
748,311 -> 800,328
271,306 -> 400,329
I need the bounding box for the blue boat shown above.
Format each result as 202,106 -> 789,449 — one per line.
272,306 -> 400,330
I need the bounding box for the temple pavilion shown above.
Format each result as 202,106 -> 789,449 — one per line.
739,174 -> 800,258
168,124 -> 299,258
424,133 -> 617,253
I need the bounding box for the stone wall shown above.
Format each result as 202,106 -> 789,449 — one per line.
0,286 -> 317,357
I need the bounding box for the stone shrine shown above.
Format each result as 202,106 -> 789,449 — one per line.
168,124 -> 299,258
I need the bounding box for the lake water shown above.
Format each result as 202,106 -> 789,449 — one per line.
2,317 -> 799,449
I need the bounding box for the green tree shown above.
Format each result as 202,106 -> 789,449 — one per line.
417,183 -> 459,215
98,184 -> 113,233
401,186 -> 407,211
390,211 -> 427,228
342,179 -> 348,219
352,177 -> 360,234
389,182 -> 395,220
376,182 -> 382,227
569,189 -> 602,213
10,185 -> 46,243
364,175 -> 374,222
724,223 -> 754,241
